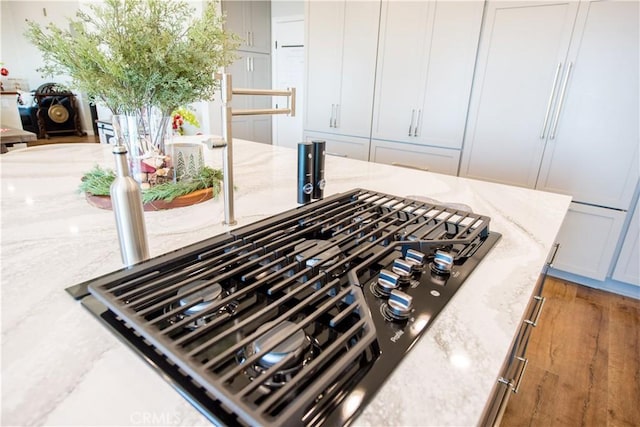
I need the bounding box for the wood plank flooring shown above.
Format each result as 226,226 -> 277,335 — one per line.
502,277 -> 640,426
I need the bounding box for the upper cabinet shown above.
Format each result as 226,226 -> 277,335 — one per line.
461,0 -> 639,211
222,0 -> 271,54
304,0 -> 380,139
372,0 -> 484,150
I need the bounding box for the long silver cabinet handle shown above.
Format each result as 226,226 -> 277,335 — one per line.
335,104 -> 340,128
524,295 -> 545,327
408,109 -> 416,136
511,356 -> 529,394
540,63 -> 563,139
414,109 -> 421,137
550,62 -> 573,140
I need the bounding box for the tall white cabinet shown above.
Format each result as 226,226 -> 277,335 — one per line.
460,0 -> 639,284
303,0 -> 380,160
370,0 -> 484,174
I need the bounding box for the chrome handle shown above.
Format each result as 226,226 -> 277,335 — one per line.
251,57 -> 254,72
512,356 -> 529,393
392,162 -> 429,171
330,104 -> 335,127
414,109 -> 421,137
326,151 -> 347,158
246,57 -> 250,72
334,104 -> 340,128
550,62 -> 573,140
524,295 -> 545,327
408,109 -> 416,136
547,242 -> 560,267
540,62 -> 562,139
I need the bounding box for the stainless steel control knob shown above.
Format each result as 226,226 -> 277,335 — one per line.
388,289 -> 413,320
405,249 -> 425,271
377,269 -> 400,295
392,258 -> 412,284
431,250 -> 454,275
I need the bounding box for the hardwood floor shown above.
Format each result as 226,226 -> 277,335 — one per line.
502,277 -> 640,426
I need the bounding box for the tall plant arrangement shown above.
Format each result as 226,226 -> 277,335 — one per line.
25,0 -> 238,115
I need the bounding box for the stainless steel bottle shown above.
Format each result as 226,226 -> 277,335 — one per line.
110,145 -> 150,266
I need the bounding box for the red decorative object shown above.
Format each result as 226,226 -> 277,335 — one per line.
0,67 -> 8,76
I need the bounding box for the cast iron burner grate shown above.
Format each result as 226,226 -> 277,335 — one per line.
76,189 -> 500,426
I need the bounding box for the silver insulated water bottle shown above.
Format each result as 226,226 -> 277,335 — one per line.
110,145 -> 150,266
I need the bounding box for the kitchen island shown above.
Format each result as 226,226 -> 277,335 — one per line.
0,140 -> 571,426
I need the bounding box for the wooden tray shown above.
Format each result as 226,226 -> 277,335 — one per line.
86,187 -> 214,211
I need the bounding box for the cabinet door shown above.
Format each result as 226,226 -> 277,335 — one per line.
304,1 -> 343,133
460,1 -> 579,187
228,53 -> 272,144
612,196 -> 640,286
373,1 -> 483,149
370,139 -> 460,176
535,0 -> 639,210
222,1 -> 271,54
553,202 -> 626,281
414,1 -> 484,149
305,1 -> 379,138
372,1 -> 434,143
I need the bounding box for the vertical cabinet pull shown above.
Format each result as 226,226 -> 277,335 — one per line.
524,295 -> 546,327
330,104 -> 335,127
540,63 -> 563,139
334,104 -> 340,128
408,109 -> 416,136
246,57 -> 250,72
550,62 -> 573,140
511,356 -> 529,393
414,109 -> 422,137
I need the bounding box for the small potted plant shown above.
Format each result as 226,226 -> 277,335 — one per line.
25,0 -> 238,196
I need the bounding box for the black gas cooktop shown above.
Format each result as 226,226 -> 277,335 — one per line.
67,189 -> 501,426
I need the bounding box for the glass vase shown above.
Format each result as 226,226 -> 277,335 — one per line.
111,109 -> 174,189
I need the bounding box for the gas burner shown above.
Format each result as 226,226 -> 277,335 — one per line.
237,320 -> 319,389
295,239 -> 342,268
163,280 -> 234,330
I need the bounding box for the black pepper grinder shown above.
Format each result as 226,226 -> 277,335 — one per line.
297,142 -> 313,204
312,140 -> 326,200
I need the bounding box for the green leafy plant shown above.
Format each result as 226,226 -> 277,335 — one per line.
79,164 -> 223,203
25,0 -> 239,115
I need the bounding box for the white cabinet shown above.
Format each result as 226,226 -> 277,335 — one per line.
371,0 -> 484,149
612,197 -> 640,286
535,0 -> 639,210
222,0 -> 271,54
461,0 -> 638,209
227,52 -> 272,144
460,0 -> 639,282
304,0 -> 380,139
303,132 -> 369,161
460,0 -> 579,187
369,140 -> 460,176
553,203 -> 626,281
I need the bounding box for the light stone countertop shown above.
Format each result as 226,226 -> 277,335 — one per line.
0,140 -> 571,426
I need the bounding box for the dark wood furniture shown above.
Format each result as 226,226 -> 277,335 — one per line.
34,83 -> 86,139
